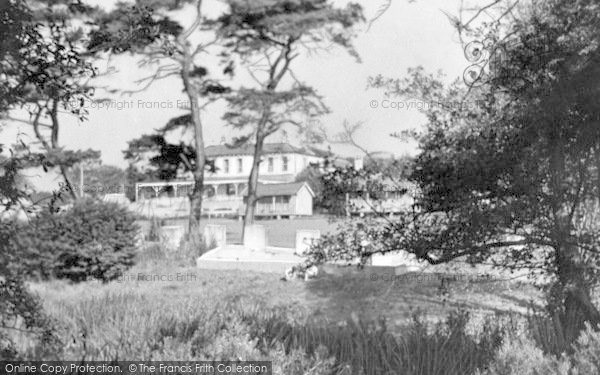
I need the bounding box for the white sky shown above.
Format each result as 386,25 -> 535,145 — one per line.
2,0 -> 472,190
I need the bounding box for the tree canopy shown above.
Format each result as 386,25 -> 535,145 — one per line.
308,0 -> 600,332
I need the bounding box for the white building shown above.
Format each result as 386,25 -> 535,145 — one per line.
135,143 -> 324,217
249,181 -> 315,217
203,143 -> 324,197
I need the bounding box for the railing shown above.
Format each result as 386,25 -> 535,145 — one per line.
255,203 -> 291,216
209,195 -> 244,202
203,198 -> 243,211
132,195 -> 294,217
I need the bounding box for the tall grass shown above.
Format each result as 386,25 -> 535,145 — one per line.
32,290 -> 506,374
237,304 -> 504,375
527,310 -> 588,356
13,277 -> 600,374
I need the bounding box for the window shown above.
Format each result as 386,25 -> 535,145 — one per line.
268,157 -> 274,172
226,183 -> 235,196
237,158 -> 243,173
223,159 -> 230,174
282,156 -> 289,172
275,195 -> 290,204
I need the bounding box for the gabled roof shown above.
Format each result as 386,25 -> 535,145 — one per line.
205,143 -> 321,157
244,182 -> 314,197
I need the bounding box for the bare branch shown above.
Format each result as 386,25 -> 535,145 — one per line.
366,0 -> 392,32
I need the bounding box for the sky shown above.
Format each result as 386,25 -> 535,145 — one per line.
3,0 -> 472,190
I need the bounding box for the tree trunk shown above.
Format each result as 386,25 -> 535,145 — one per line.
49,100 -> 78,201
59,165 -> 78,200
181,52 -> 206,235
188,90 -> 205,234
241,42 -> 293,239
243,131 -> 265,232
548,121 -> 599,332
553,234 -> 600,337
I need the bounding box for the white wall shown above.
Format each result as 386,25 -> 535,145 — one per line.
210,155 -> 253,177
210,152 -> 322,178
293,185 -> 313,216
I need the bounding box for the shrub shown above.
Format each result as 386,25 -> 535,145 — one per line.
178,231 -> 215,265
0,276 -> 60,360
0,221 -> 26,276
570,323 -> 600,373
1,220 -> 61,360
13,199 -> 139,282
135,234 -> 212,268
482,321 -> 600,375
480,334 -> 558,375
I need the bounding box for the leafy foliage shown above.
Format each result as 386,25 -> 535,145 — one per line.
317,160 -> 414,216
66,164 -> 127,197
88,4 -> 182,53
0,278 -> 60,360
93,0 -> 232,229
216,0 -> 364,60
223,86 -> 329,142
12,199 -> 139,282
215,0 -> 364,226
363,0 -> 600,331
1,0 -> 103,199
482,322 -> 600,375
294,162 -> 326,210
0,0 -> 99,359
124,134 -> 198,181
1,0 -> 96,115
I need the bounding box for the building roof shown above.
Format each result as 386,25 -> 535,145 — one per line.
244,182 -> 314,197
306,146 -> 332,158
205,143 -> 321,157
102,193 -> 131,206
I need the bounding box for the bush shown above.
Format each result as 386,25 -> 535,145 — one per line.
0,221 -> 26,276
480,334 -> 558,375
135,234 -> 212,268
13,199 -> 139,282
0,276 -> 60,360
569,323 -> 600,373
482,321 -> 600,375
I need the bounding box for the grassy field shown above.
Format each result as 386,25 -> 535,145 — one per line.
28,246 -> 590,374
34,255 -> 541,336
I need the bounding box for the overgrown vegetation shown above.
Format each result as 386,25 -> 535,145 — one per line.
137,239 -> 214,268
10,199 -> 139,282
0,278 -> 60,360
481,321 -> 600,374
12,287 -> 506,373
11,283 -> 599,374
307,0 -> 600,355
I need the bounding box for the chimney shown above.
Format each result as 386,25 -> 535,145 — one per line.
353,157 -> 364,170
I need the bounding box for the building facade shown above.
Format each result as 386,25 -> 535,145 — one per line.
202,143 -> 323,199
135,143 -> 324,217
250,182 -> 315,217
